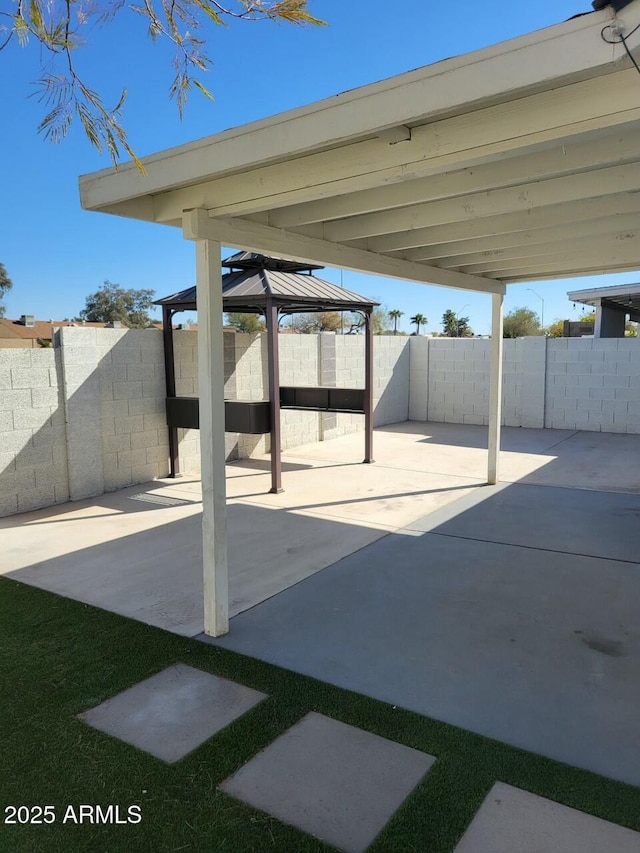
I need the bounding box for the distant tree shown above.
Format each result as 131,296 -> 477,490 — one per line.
290,313 -> 319,334
389,308 -> 403,335
343,307 -> 390,335
0,262 -> 13,318
502,307 -> 541,338
225,312 -> 265,333
80,281 -> 155,328
626,321 -> 637,337
545,318 -> 565,338
315,311 -> 343,332
373,307 -> 391,335
410,313 -> 428,335
442,308 -> 472,337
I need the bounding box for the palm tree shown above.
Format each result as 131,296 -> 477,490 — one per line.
389,308 -> 403,335
410,313 -> 428,335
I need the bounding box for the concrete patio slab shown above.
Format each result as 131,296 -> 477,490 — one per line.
78,663 -> 266,763
417,481 -> 640,563
284,423 -> 640,493
207,512 -> 640,786
3,421 -> 640,784
226,455 -> 483,530
454,782 -> 640,853
219,711 -> 434,853
1,428 -> 497,635
3,498 -> 388,635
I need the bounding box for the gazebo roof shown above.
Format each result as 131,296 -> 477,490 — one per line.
154,254 -> 379,313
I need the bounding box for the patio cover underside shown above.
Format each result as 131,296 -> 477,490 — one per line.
80,4 -> 640,290
79,1 -> 640,636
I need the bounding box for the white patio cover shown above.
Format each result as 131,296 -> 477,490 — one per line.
79,2 -> 640,635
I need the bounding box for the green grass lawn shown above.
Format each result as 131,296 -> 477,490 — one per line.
2,576 -> 639,853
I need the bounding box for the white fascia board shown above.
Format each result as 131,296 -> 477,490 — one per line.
567,283 -> 640,302
183,210 -> 505,295
79,4 -> 637,213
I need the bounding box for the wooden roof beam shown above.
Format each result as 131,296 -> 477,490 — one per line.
182,210 -> 505,295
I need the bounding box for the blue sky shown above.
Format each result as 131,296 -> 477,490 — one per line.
3,0 -> 637,334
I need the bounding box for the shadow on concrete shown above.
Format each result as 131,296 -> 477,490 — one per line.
228,458 -> 322,475
4,501 -> 388,636
2,478 -> 202,527
239,482 -> 479,510
412,421 -> 578,453
206,478 -> 640,788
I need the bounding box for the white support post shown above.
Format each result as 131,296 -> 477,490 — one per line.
488,291 -> 504,485
195,237 -> 229,637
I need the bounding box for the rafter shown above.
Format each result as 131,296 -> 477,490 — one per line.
362,194 -> 640,253
321,162 -> 640,243
435,227 -> 640,270
397,213 -> 640,262
268,129 -> 640,228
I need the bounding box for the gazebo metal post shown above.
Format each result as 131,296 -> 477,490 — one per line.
364,308 -> 374,463
266,297 -> 283,493
162,305 -> 181,478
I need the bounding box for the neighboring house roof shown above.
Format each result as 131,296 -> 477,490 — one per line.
567,284 -> 640,322
0,319 -> 161,341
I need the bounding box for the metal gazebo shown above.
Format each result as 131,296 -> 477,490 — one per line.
155,253 -> 379,493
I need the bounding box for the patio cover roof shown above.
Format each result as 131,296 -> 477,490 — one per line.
77,2 -> 640,638
80,3 -> 640,292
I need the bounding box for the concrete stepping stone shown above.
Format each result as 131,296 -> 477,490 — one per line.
78,663 -> 266,763
454,782 -> 640,853
219,711 -> 435,853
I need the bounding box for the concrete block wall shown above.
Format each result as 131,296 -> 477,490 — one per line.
279,332 -> 321,451
333,334 -> 364,437
426,338 -> 492,426
409,335 -> 638,433
416,337 -> 547,427
0,347 -> 68,516
172,329 -> 239,469
333,334 -> 410,436
409,337 -> 428,421
502,337 -> 547,428
173,329 -> 202,471
372,336 -> 411,426
4,327 -> 636,518
545,338 -> 640,433
95,328 -> 169,492
171,331 -> 410,460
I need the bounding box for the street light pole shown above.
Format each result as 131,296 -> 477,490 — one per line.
527,288 -> 545,332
